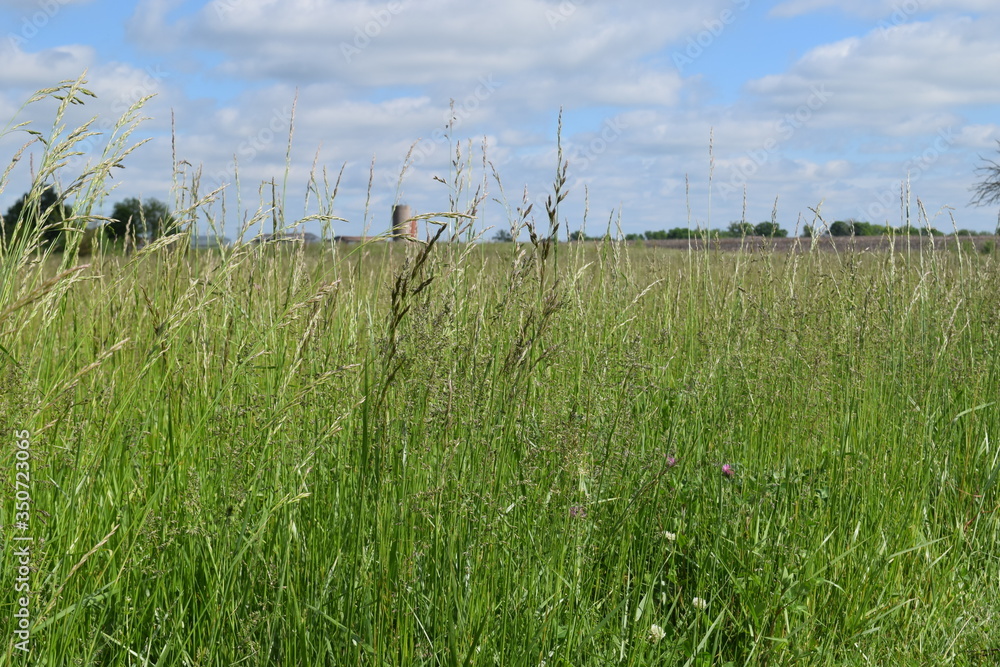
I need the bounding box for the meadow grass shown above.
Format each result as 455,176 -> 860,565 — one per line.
1,78 -> 999,666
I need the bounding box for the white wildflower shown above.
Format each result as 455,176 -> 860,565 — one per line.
691,597 -> 708,611
648,624 -> 666,643
663,531 -> 677,541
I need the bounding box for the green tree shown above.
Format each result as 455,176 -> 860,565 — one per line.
492,228 -> 513,242
754,221 -> 787,238
726,221 -> 756,237
844,220 -> 889,236
2,186 -> 72,248
829,220 -> 854,237
851,221 -> 874,236
106,197 -> 176,240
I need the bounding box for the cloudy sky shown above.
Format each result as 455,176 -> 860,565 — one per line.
2,0 -> 999,239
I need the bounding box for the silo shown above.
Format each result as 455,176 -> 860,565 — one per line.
392,205 -> 413,241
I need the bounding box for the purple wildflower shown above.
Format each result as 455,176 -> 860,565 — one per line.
722,464 -> 735,478
569,505 -> 587,518
666,455 -> 677,468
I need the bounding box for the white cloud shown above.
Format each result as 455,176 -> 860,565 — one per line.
770,0 -> 1000,20
955,124 -> 1000,149
129,0 -> 707,103
745,16 -> 1000,128
0,42 -> 94,88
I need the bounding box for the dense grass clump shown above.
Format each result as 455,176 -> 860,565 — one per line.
2,78 -> 999,666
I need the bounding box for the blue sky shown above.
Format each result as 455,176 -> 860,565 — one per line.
2,0 -> 999,239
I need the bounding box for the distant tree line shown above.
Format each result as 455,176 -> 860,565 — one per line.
801,220 -> 995,237
0,186 -> 178,250
802,220 -> 939,237
500,219 -> 996,244
623,221 -> 788,241
617,220 -> 995,242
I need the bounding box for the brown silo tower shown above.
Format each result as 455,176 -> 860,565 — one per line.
392,204 -> 416,241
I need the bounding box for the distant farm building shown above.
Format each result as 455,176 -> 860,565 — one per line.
191,234 -> 231,249
245,206 -> 416,246
392,205 -> 417,240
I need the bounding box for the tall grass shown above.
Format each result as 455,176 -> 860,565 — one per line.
1,77 -> 999,665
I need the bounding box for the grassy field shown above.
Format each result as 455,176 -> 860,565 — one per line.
2,79 -> 1000,666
